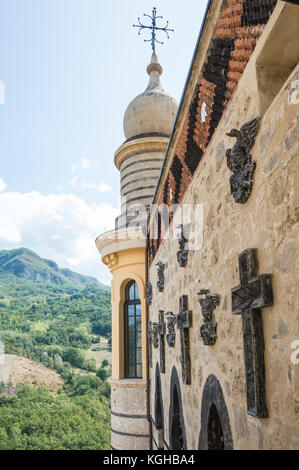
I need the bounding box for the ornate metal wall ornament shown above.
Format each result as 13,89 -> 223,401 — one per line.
198,289 -> 221,346
232,248 -> 273,418
166,312 -> 177,348
157,311 -> 166,373
156,261 -> 166,292
146,282 -> 153,305
176,224 -> 190,268
176,295 -> 193,385
152,322 -> 160,349
226,117 -> 261,203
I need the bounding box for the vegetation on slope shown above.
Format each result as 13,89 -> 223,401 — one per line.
0,248 -> 111,371
0,374 -> 110,450
0,247 -> 112,450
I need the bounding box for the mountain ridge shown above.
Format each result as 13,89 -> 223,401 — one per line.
0,247 -> 108,295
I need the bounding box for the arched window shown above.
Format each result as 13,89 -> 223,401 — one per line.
171,386 -> 184,450
124,281 -> 142,378
169,366 -> 187,450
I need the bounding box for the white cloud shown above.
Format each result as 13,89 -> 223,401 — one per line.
71,158 -> 99,173
98,182 -> 112,193
80,181 -> 112,193
0,190 -> 119,284
81,158 -> 92,170
81,181 -> 97,191
0,178 -> 7,192
70,176 -> 78,187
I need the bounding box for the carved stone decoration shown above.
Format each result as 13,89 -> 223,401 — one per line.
226,117 -> 261,203
232,248 -> 273,418
176,295 -> 193,385
176,224 -> 189,268
146,282 -> 153,305
166,312 -> 177,348
157,311 -> 166,374
198,289 -> 221,346
156,261 -> 166,292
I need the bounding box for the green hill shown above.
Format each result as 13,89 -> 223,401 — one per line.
0,248 -> 111,450
0,247 -> 111,371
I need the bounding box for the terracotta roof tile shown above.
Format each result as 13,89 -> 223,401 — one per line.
149,0 -> 278,262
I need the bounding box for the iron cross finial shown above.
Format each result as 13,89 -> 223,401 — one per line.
133,7 -> 174,53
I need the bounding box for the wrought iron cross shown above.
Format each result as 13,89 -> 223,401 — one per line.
133,7 -> 174,53
177,295 -> 193,385
157,311 -> 166,373
232,249 -> 273,418
148,321 -> 153,369
166,312 -> 177,348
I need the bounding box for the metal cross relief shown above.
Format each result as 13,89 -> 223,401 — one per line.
157,311 -> 166,374
133,7 -> 174,53
148,321 -> 153,369
232,249 -> 273,418
166,312 -> 177,348
177,295 -> 193,385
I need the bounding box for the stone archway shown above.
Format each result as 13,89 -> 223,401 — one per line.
198,374 -> 233,450
154,362 -> 164,449
169,366 -> 187,450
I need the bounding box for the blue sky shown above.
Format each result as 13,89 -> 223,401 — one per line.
0,0 -> 208,284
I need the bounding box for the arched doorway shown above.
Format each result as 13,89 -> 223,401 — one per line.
124,280 -> 142,378
169,366 -> 187,450
171,386 -> 184,450
207,404 -> 224,450
154,363 -> 164,450
198,374 -> 233,450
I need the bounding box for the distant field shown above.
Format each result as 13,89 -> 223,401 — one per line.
86,338 -> 112,367
7,354 -> 63,392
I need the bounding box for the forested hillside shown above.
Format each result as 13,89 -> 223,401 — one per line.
0,248 -> 112,450
0,248 -> 111,371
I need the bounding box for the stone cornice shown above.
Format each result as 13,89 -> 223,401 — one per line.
95,227 -> 147,265
108,377 -> 147,388
114,136 -> 169,170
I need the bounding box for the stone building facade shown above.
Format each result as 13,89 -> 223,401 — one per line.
96,0 -> 299,450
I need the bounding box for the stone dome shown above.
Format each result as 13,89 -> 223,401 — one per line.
123,54 -> 178,140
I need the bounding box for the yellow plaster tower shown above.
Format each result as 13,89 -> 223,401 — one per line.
96,53 -> 177,450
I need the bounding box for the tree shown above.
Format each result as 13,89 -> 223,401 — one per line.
40,352 -> 48,364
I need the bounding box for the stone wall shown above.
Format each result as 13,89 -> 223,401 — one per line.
148,0 -> 280,263
109,378 -> 149,450
148,46 -> 299,450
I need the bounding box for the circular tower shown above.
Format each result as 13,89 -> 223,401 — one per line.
115,53 -> 178,229
96,53 -> 177,451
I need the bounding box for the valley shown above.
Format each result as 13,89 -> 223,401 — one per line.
0,247 -> 112,450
